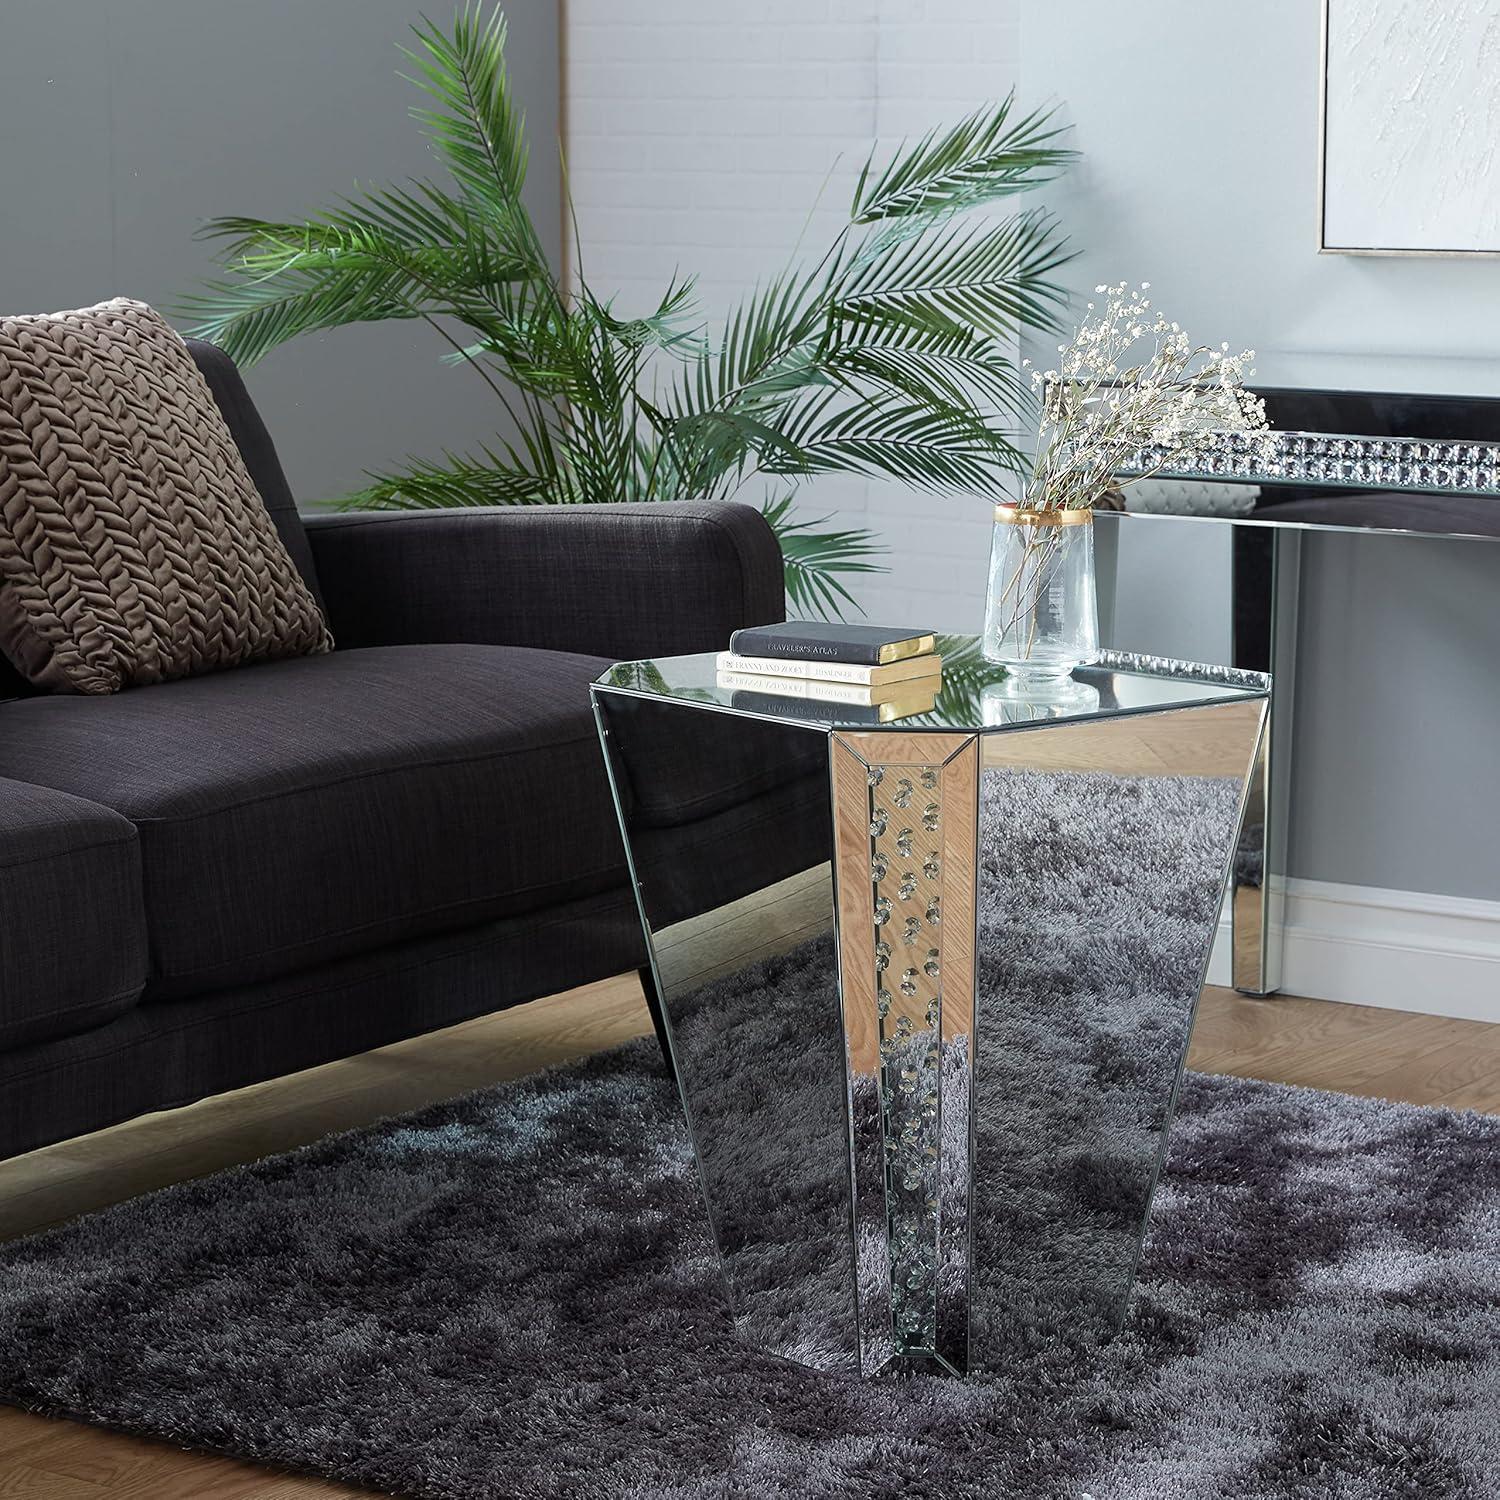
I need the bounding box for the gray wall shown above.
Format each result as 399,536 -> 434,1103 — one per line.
1022,0 -> 1500,902
0,0 -> 559,504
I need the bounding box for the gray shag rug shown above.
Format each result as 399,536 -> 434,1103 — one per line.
1,775 -> 1498,1498
2,1061 -> 1497,1500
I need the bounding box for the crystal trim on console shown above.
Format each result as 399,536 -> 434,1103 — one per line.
1116,428 -> 1500,496
1095,649 -> 1271,692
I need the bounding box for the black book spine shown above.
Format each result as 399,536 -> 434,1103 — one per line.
728,627 -> 882,665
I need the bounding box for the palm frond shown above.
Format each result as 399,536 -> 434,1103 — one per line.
642,273 -> 830,497
185,187 -> 540,363
667,410 -> 811,477
401,5 -> 529,212
181,267 -> 421,366
202,193 -> 470,272
763,495 -> 884,620
824,345 -> 1030,423
765,385 -> 1024,490
835,207 -> 1074,345
340,444 -> 574,510
736,346 -> 839,403
673,272 -> 824,418
853,94 -> 1074,223
587,276 -> 706,355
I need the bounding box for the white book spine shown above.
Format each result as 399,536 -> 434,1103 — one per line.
715,651 -> 877,685
716,670 -> 875,705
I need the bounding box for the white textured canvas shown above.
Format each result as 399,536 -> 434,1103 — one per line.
1322,0 -> 1500,253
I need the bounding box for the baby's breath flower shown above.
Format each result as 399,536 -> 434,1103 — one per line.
1022,280 -> 1270,512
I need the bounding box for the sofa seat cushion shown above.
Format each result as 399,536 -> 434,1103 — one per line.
0,777 -> 146,1046
0,644 -> 627,996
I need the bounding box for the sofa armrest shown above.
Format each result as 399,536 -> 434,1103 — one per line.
304,501 -> 785,660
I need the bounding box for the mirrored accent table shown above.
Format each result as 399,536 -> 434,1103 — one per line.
592,645 -> 1269,1377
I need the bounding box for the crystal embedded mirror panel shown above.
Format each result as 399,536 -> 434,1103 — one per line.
829,732 -> 979,1376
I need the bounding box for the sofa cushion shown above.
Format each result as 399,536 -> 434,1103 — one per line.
185,338 -> 324,604
0,777 -> 146,1047
0,299 -> 331,694
0,644 -> 627,995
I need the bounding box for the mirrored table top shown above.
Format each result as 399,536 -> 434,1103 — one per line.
593,639 -> 1269,735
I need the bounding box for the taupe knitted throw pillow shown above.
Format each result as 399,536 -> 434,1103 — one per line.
0,299 -> 332,694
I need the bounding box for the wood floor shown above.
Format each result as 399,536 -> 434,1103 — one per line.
1,972 -> 1497,1497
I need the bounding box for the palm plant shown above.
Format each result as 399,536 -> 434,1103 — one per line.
185,6 -> 1074,617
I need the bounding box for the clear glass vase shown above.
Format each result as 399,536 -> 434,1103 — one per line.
981,503 -> 1099,677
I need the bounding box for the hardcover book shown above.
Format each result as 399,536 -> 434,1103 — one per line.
715,668 -> 940,708
715,650 -> 942,688
728,621 -> 936,666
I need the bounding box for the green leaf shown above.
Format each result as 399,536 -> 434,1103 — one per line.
339,443 -> 573,510
401,5 -> 529,210
673,272 -> 824,419
853,94 -> 1074,223
766,386 -> 1024,490
825,344 -> 1029,422
180,267 -> 422,366
763,494 -> 885,620
670,409 -> 812,471
835,207 -> 1074,346
737,346 -> 838,400
589,276 -> 706,355
184,186 -> 540,363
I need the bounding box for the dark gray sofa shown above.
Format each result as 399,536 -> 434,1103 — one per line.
0,341 -> 785,1163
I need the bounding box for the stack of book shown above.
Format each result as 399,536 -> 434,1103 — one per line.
716,622 -> 942,724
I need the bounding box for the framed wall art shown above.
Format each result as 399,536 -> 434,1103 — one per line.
1320,0 -> 1500,256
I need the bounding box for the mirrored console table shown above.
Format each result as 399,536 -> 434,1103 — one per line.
1109,384 -> 1500,995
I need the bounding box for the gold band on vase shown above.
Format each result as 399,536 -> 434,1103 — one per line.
993,504 -> 1092,527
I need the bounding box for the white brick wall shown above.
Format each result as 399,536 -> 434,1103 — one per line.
566,1 -> 1022,630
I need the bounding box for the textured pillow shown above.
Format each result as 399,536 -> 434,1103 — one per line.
0,299 -> 331,694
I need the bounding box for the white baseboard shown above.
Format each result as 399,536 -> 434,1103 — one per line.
1207,879 -> 1500,1023
1205,908 -> 1236,990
